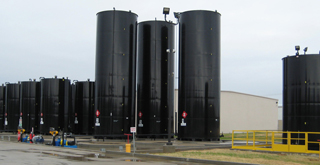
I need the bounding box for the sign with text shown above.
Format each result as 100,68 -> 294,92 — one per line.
130,127 -> 136,133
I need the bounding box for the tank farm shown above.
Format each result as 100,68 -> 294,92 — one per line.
6,8 -> 315,146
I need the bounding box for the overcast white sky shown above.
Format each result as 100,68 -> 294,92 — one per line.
1,0 -> 320,105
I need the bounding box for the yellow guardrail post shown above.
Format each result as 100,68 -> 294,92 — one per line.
305,132 -> 308,153
246,131 -> 248,146
266,131 -> 268,145
232,130 -> 234,148
271,132 -> 274,151
288,132 -> 291,151
253,131 -> 255,150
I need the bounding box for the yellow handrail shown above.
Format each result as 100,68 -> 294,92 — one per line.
232,130 -> 320,154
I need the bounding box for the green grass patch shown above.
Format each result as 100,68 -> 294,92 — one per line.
175,151 -> 277,160
155,149 -> 320,165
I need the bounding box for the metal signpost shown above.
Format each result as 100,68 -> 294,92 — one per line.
130,127 -> 136,154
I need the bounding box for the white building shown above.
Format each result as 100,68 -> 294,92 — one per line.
278,106 -> 283,131
173,90 -> 279,134
220,91 -> 278,133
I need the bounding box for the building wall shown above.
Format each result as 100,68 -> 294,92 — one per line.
278,120 -> 283,131
278,106 -> 283,131
220,91 -> 278,133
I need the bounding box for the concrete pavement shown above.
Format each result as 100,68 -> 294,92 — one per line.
0,141 -> 188,165
0,133 -> 251,165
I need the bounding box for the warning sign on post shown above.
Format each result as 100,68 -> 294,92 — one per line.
182,111 -> 188,118
181,111 -> 187,126
95,118 -> 100,126
138,120 -> 143,127
181,118 -> 186,126
96,110 -> 100,117
130,127 -> 136,133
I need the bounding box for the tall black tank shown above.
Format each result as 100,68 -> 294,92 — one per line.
75,80 -> 95,134
0,85 -> 5,131
39,77 -> 70,134
20,80 -> 40,133
136,20 -> 175,137
178,10 -> 221,141
70,83 -> 76,133
5,83 -> 20,132
283,54 -> 320,149
94,10 -> 137,137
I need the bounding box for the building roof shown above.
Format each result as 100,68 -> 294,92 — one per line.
222,90 -> 278,101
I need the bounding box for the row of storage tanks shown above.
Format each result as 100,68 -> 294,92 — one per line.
0,9 -> 221,140
0,78 -> 94,134
94,10 -> 220,140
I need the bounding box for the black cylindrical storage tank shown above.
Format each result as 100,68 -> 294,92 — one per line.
20,80 -> 40,133
39,77 -> 70,134
70,83 -> 76,133
5,83 -> 20,132
178,10 -> 221,141
75,80 -> 95,134
94,10 -> 137,137
0,85 -> 5,131
136,20 -> 175,137
283,54 -> 320,150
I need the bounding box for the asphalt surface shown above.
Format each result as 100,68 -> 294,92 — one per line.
0,133 -> 252,165
0,140 -> 213,165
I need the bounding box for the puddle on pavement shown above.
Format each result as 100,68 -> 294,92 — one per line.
84,153 -> 113,159
20,150 -> 39,153
42,152 -> 93,162
122,158 -> 144,162
0,148 -> 211,164
65,155 -> 94,161
40,151 -> 119,161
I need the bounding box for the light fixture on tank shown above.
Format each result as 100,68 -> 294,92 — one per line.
303,47 -> 308,55
163,7 -> 170,14
163,7 -> 170,21
295,45 -> 300,56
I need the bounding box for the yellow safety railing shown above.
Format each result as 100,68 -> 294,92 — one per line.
232,130 -> 320,154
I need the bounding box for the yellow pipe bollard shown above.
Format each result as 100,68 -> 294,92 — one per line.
126,144 -> 131,153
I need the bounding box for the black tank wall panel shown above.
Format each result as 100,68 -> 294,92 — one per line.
94,10 -> 137,136
283,55 -> 320,149
5,84 -> 20,132
0,86 -> 5,131
69,83 -> 76,133
283,55 -> 320,132
20,81 -> 40,133
136,21 -> 175,136
40,78 -> 70,134
178,10 -> 221,140
76,81 -> 95,134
